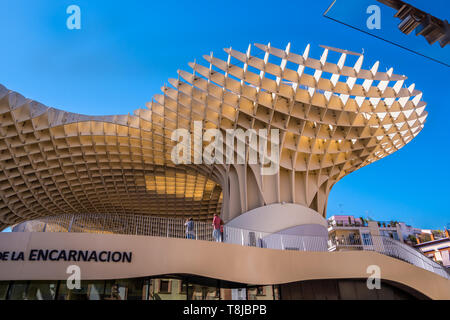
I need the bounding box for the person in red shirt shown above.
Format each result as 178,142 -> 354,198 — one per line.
212,214 -> 222,242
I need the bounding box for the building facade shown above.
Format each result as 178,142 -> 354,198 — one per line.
0,43 -> 449,300
414,230 -> 450,268
327,215 -> 402,251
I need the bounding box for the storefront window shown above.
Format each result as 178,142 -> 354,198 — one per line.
142,278 -> 150,300
7,281 -> 29,300
57,281 -> 105,300
86,281 -> 105,300
229,288 -> 247,300
0,276 -> 249,300
114,279 -> 146,300
149,278 -> 187,300
26,281 -> 58,300
0,282 -> 10,300
247,286 -> 276,300
0,281 -> 57,300
220,288 -> 234,300
159,280 -> 170,293
103,281 -> 121,300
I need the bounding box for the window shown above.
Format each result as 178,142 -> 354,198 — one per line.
256,286 -> 265,296
149,278 -> 186,300
362,233 -> 373,246
26,281 -> 58,300
187,284 -> 220,300
7,281 -> 29,300
114,279 -> 146,300
57,281 -> 103,300
104,281 -> 125,300
159,280 -> 171,293
247,286 -> 274,300
0,281 -> 57,300
86,281 -> 105,300
142,279 -> 150,300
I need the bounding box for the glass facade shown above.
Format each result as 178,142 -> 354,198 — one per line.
55,279 -> 148,300
57,280 -> 107,300
279,279 -> 427,300
149,278 -> 187,300
0,277 -> 424,300
0,276 -> 280,301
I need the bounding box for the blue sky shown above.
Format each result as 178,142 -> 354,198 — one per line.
0,0 -> 448,230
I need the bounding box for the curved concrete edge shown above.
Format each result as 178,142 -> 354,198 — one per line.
225,203 -> 327,234
1,233 -> 449,299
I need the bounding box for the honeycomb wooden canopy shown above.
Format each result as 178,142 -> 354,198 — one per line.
0,43 -> 427,230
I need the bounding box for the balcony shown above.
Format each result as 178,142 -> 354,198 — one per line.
328,235 -> 365,250
328,221 -> 366,228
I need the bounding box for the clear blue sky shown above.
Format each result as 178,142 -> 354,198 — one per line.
0,0 -> 448,230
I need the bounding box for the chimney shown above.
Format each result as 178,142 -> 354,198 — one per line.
416,236 -> 420,244
445,229 -> 449,238
430,233 -> 435,241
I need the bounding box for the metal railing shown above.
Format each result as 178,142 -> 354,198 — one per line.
13,213 -> 215,241
223,226 -> 328,251
12,213 -> 450,280
372,235 -> 450,279
328,234 -> 449,279
328,235 -> 364,247
13,213 -> 328,252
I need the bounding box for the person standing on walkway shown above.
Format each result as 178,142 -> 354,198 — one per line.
185,217 -> 195,239
212,214 -> 222,242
